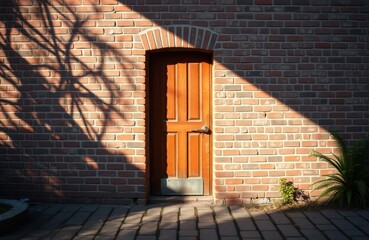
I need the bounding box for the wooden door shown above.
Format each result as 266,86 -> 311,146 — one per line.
149,51 -> 212,196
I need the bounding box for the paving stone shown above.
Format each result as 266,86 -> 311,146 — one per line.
61,204 -> 81,212
234,218 -> 257,231
88,206 -> 113,221
316,224 -> 338,231
338,210 -> 359,217
198,221 -> 216,229
357,225 -> 369,234
179,229 -> 198,237
146,207 -> 162,216
136,236 -> 157,240
52,225 -> 80,240
218,221 -> 238,237
199,228 -> 218,239
197,209 -> 214,223
180,220 -> 197,230
196,204 -> 213,209
290,216 -> 315,229
240,230 -> 261,238
139,221 -> 159,235
108,206 -> 129,221
181,207 -> 195,215
125,212 -> 144,224
161,212 -> 178,221
277,224 -> 302,237
16,230 -> 51,240
249,210 -> 269,220
324,230 -> 349,240
179,237 -> 197,240
73,235 -> 95,240
77,221 -> 104,236
304,211 -> 331,225
180,208 -> 197,221
161,218 -> 178,224
162,206 -> 180,214
254,220 -> 277,231
350,237 -> 369,240
180,215 -> 197,221
121,223 -> 140,229
320,210 -> 344,219
79,205 -> 99,212
331,218 -> 365,237
229,206 -> 251,218
41,211 -> 75,230
93,235 -> 115,240
286,212 -> 305,218
116,229 -> 137,240
143,208 -> 162,222
98,220 -> 122,235
65,211 -> 92,226
197,214 -> 214,223
261,230 -> 283,240
214,206 -> 233,222
267,212 -> 291,224
159,229 -> 177,240
300,229 -> 326,239
221,237 -> 240,240
130,206 -> 148,212
160,221 -> 178,229
357,210 -> 369,221
230,207 -> 257,231
240,238 -> 262,240
347,216 -> 369,226
42,204 -> 64,215
343,230 -> 366,237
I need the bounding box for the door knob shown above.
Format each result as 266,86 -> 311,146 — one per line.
191,125 -> 211,134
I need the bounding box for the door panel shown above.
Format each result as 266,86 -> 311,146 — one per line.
188,63 -> 201,120
166,64 -> 177,121
166,133 -> 177,178
150,51 -> 212,196
188,133 -> 201,177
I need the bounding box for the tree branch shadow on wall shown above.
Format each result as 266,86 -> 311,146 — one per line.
0,0 -> 142,204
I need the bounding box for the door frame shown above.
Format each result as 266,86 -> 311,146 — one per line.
145,48 -> 213,197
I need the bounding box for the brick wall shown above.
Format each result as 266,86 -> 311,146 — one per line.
0,0 -> 368,204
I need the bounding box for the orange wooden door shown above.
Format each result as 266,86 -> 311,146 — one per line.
149,51 -> 212,196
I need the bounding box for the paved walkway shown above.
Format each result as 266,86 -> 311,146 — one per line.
1,202 -> 369,240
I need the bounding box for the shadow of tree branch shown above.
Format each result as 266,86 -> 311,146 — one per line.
0,0 -> 141,203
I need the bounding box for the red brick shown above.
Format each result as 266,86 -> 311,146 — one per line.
225,179 -> 243,185
0,0 -> 366,206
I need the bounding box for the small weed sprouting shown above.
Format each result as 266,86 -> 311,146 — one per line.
279,178 -> 295,205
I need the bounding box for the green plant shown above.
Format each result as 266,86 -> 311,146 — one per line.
279,178 -> 295,205
310,132 -> 369,208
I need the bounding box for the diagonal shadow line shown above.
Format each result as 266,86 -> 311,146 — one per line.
121,1 -> 369,140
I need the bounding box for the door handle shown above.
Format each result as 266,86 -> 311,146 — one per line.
191,125 -> 211,134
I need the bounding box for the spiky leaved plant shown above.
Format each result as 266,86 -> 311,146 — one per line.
310,132 -> 369,208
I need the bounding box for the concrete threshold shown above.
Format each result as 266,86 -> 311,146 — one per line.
148,195 -> 214,204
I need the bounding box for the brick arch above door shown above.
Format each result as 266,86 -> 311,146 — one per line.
139,25 -> 218,51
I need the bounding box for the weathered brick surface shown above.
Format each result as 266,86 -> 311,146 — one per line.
0,0 -> 368,204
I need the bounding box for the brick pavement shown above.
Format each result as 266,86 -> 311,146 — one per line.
1,202 -> 369,240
